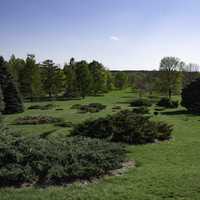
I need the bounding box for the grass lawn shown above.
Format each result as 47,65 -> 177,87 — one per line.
1,89 -> 200,200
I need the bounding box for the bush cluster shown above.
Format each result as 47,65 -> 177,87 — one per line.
79,103 -> 106,113
0,127 -> 126,186
130,98 -> 152,107
72,110 -> 173,144
14,116 -> 63,125
28,104 -> 56,110
157,98 -> 179,108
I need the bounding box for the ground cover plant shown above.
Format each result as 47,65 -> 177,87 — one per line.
14,116 -> 63,125
0,126 -> 126,187
72,110 -> 172,144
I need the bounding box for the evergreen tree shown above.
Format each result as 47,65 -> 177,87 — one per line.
41,60 -> 64,97
0,56 -> 24,114
88,61 -> 107,95
75,61 -> 92,98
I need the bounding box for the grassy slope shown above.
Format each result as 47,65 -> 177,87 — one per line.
1,89 -> 200,200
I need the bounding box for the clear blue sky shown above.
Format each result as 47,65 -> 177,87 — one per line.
1,0 -> 200,70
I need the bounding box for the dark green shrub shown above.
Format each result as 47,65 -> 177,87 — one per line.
155,122 -> 173,141
0,128 -> 126,186
157,97 -> 179,108
154,111 -> 159,116
28,104 -> 55,110
14,116 -> 63,125
132,106 -> 149,114
130,98 -> 152,107
0,57 -> 24,114
72,110 -> 172,144
181,78 -> 200,113
79,103 -> 106,113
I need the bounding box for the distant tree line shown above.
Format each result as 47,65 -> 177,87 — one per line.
1,55 -> 130,103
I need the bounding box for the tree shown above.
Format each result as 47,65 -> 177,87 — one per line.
0,85 -> 4,114
183,63 -> 200,87
88,61 -> 107,95
105,71 -> 114,91
63,58 -> 79,97
159,57 -> 182,100
0,56 -> 24,114
114,72 -> 128,90
41,60 -> 64,97
19,54 -> 42,99
181,78 -> 200,113
75,61 -> 92,98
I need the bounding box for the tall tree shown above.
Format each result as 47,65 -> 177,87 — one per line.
64,58 -> 79,97
19,54 -> 42,99
41,60 -> 64,97
88,61 -> 107,95
114,72 -> 128,90
75,61 -> 92,98
0,56 -> 24,114
159,57 -> 182,99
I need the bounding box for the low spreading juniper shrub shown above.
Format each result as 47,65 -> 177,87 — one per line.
157,97 -> 179,108
0,127 -> 126,187
14,116 -> 63,125
72,110 -> 172,144
130,98 -> 152,107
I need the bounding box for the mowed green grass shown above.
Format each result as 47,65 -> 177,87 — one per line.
1,89 -> 200,200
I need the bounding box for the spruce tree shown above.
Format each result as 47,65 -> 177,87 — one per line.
0,56 -> 24,114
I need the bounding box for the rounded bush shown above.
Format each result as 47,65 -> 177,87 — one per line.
0,127 -> 126,186
157,97 -> 179,108
72,110 -> 172,144
132,106 -> 149,114
181,78 -> 200,113
130,99 -> 152,107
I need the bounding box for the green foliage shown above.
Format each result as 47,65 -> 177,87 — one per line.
75,61 -> 92,98
157,97 -> 179,108
79,103 -> 106,113
132,106 -> 149,114
14,116 -> 63,125
0,128 -> 126,186
159,57 -> 182,99
41,60 -> 64,97
28,104 -> 56,110
114,72 -> 128,90
130,98 -> 152,107
0,56 -> 24,114
88,61 -> 107,94
181,78 -> 200,113
72,110 -> 172,144
155,122 -> 173,141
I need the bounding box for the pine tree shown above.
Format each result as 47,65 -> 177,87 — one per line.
0,56 -> 24,114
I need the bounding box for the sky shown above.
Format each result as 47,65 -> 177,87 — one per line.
1,0 -> 200,70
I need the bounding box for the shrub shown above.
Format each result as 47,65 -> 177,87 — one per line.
181,78 -> 200,113
72,110 -> 172,144
132,106 -> 149,114
112,106 -> 121,110
14,116 -> 63,125
155,122 -> 173,141
157,97 -> 179,108
79,103 -> 106,113
130,98 -> 152,107
28,104 -> 55,110
0,128 -> 126,186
